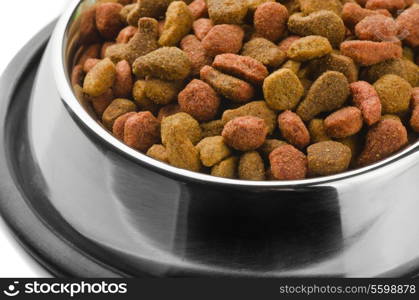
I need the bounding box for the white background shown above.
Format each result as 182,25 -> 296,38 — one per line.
0,0 -> 70,277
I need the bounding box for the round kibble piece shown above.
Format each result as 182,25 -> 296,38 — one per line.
278,111 -> 310,149
254,2 -> 289,42
350,81 -> 382,126
178,79 -> 220,122
373,74 -> 412,114
324,107 -> 363,139
165,127 -> 202,172
222,116 -> 268,151
83,58 -> 116,97
241,38 -> 286,68
197,136 -> 231,167
102,98 -> 137,130
211,157 -> 238,179
307,141 -> 352,176
308,119 -> 330,143
124,111 -> 161,152
202,24 -> 244,57
222,101 -> 277,134
269,145 -> 308,180
239,151 -> 265,181
113,60 -> 133,98
207,0 -> 248,25
146,144 -> 169,163
96,3 -> 124,40
263,68 -> 304,111
112,112 -> 136,140
161,112 -> 202,146
357,119 -> 408,167
287,36 -> 333,62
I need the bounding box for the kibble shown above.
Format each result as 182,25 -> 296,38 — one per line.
70,0 -> 419,181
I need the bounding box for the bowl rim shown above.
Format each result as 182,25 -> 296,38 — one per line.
51,0 -> 419,188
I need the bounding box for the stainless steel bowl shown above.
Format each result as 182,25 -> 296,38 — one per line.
24,0 -> 419,276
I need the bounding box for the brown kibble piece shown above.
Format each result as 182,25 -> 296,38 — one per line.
212,54 -> 268,84
83,58 -> 116,97
159,1 -> 193,47
133,47 -> 191,81
278,111 -> 310,149
239,151 -> 265,181
200,66 -> 255,103
254,2 -> 289,42
178,79 -> 220,122
144,79 -> 180,105
358,118 -> 408,166
340,40 -> 402,66
287,35 -> 333,62
193,18 -> 213,41
196,136 -> 231,167
241,38 -> 286,68
269,145 -> 308,180
299,0 -> 343,15
324,106 -> 363,138
409,88 -> 419,132
222,116 -> 268,151
180,35 -> 213,76
201,120 -> 225,138
222,101 -> 277,134
297,71 -> 350,122
132,80 -> 159,113
211,157 -> 238,179
207,0 -> 248,25
308,119 -> 330,143
308,53 -> 358,83
96,3 -> 124,40
350,81 -> 382,126
202,24 -> 244,57
165,127 -> 202,172
161,112 -> 202,145
373,74 -> 412,114
106,17 -> 159,65
287,10 -> 346,47
307,141 -> 352,176
113,60 -> 133,98
263,68 -> 304,111
112,112 -> 136,140
102,98 -> 137,130
146,144 -> 169,163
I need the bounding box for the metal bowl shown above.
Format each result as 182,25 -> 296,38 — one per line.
4,0 -> 419,277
